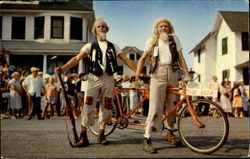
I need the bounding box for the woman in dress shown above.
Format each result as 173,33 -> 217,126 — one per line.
220,81 -> 232,116
9,72 -> 23,119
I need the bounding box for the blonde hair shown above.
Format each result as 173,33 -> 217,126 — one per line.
91,17 -> 110,36
152,18 -> 175,36
49,76 -> 55,83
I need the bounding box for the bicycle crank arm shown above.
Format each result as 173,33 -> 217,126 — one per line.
162,123 -> 178,132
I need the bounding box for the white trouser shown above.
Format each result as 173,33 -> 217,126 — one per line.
144,65 -> 178,139
81,73 -> 114,128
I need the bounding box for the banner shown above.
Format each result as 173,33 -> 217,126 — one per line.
186,82 -> 219,97
1,44 -> 8,65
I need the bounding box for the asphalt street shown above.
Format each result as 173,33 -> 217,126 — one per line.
1,115 -> 249,158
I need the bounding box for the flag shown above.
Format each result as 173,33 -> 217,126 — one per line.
1,44 -> 8,65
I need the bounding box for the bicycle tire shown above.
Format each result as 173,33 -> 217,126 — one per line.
88,100 -> 119,136
178,99 -> 229,154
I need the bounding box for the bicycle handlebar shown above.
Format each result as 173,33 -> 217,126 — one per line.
179,69 -> 199,84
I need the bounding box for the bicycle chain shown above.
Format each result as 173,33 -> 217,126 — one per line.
117,117 -> 129,129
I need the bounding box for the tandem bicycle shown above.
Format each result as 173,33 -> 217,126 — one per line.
88,76 -> 229,154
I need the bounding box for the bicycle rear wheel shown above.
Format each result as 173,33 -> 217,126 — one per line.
88,100 -> 119,136
178,99 -> 229,154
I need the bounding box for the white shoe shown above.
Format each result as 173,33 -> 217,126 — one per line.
11,116 -> 16,119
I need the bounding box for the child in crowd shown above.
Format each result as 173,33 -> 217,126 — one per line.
232,82 -> 243,118
42,76 -> 57,120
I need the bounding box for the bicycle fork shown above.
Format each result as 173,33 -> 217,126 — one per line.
186,96 -> 205,128
161,95 -> 205,129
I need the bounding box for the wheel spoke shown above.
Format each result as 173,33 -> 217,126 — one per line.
178,99 -> 229,154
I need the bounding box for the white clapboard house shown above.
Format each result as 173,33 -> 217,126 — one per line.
190,11 -> 248,86
0,0 -> 95,74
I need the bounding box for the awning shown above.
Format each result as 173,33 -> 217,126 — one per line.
235,61 -> 249,69
0,41 -> 85,55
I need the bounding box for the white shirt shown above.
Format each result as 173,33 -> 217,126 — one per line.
121,81 -> 130,96
22,74 -> 45,97
54,81 -> 61,91
212,81 -> 220,98
144,35 -> 182,65
81,41 -> 122,71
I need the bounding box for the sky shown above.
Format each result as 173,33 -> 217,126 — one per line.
92,0 -> 248,69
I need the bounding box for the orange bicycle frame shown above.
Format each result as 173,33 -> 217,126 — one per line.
113,86 -> 204,128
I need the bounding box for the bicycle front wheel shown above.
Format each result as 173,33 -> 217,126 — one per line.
178,99 -> 229,154
88,100 -> 119,136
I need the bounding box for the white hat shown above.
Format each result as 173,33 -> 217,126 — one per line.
11,72 -> 19,78
239,79 -> 244,82
43,74 -> 50,79
31,67 -> 40,72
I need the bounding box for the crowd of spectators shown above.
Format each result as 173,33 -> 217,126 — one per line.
0,63 -> 152,120
0,64 -> 249,120
210,76 -> 249,118
0,64 -> 89,120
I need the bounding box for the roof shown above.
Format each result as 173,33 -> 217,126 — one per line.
0,1 -> 93,12
121,46 -> 143,55
0,41 -> 85,55
235,61 -> 249,69
118,46 -> 151,65
219,11 -> 248,32
190,11 -> 248,53
189,32 -> 211,53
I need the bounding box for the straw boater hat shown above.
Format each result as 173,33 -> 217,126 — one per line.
31,67 -> 39,72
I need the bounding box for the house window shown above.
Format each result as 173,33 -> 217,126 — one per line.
129,54 -> 135,60
70,17 -> 82,40
136,53 -> 141,60
34,16 -> 44,39
51,16 -> 64,39
222,69 -> 230,82
197,49 -> 201,63
243,68 -> 249,85
0,16 -> 2,39
242,32 -> 249,51
142,66 -> 147,74
117,66 -> 123,75
222,37 -> 228,55
12,17 -> 25,39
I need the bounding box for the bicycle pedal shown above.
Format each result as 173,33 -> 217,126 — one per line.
162,124 -> 178,132
107,122 -> 113,126
133,120 -> 140,124
171,129 -> 178,132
